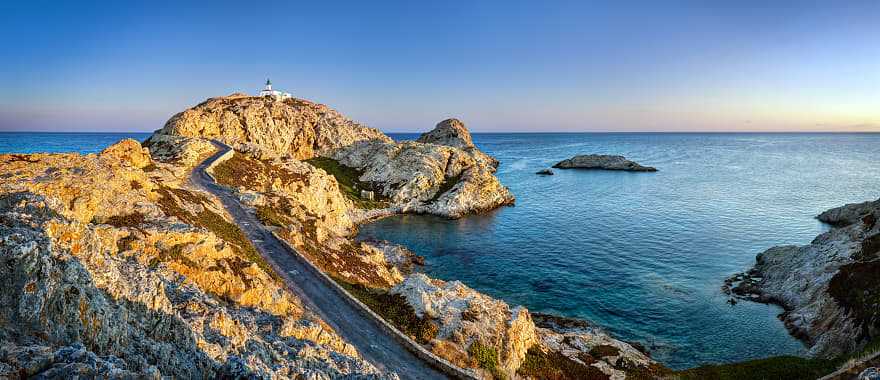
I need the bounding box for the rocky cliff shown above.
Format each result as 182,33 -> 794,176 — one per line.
0,140 -> 394,379
725,199 -> 880,358
150,94 -> 391,160
150,94 -> 514,219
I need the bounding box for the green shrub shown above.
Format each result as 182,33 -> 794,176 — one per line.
517,346 -> 609,380
336,280 -> 438,344
304,157 -> 388,209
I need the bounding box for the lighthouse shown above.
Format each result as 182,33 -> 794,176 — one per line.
258,78 -> 292,100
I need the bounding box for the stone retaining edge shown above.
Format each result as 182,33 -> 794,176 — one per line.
201,144 -> 477,379
270,231 -> 479,380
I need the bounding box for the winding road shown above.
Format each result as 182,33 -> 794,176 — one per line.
190,142 -> 449,380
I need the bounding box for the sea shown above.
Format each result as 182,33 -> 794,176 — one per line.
4,131 -> 879,369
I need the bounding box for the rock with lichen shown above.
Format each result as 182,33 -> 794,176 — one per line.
0,144 -> 395,379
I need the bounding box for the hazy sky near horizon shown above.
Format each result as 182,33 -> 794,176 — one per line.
1,1 -> 878,133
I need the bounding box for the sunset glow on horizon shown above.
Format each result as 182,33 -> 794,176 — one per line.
1,1 -> 877,133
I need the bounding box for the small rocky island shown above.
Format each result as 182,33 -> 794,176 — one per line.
553,154 -> 657,172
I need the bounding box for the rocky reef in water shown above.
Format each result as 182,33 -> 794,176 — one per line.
725,199 -> 880,358
553,154 -> 657,172
0,140 -> 392,378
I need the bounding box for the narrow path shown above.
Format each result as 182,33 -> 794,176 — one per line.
190,143 -> 449,380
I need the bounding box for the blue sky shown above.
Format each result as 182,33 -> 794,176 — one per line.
0,1 -> 877,132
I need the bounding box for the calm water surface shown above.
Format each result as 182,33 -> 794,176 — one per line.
360,133 -> 880,369
0,132 -> 151,154
5,132 -> 879,369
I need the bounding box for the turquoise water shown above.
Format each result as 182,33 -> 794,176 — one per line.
360,133 -> 880,369
5,132 -> 880,369
0,132 -> 151,154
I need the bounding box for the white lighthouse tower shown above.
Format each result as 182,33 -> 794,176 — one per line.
258,78 -> 292,100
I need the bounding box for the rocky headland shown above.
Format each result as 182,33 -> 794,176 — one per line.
0,93 -> 664,379
725,199 -> 880,358
0,140 -> 389,378
553,154 -> 657,172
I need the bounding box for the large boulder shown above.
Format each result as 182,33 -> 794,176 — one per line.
416,118 -> 475,149
99,138 -> 152,169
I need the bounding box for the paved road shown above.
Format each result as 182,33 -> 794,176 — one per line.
190,143 -> 449,380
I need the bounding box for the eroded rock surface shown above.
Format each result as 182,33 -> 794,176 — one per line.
416,118 -> 475,149
0,145 -> 393,379
333,139 -> 513,218
153,94 -> 514,219
152,94 -> 391,160
553,154 -> 657,172
725,199 -> 880,358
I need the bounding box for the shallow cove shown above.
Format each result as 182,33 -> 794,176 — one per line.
359,132 -> 880,370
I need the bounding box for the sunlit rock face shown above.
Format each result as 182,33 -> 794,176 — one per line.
331,117 -> 512,219
0,144 -> 394,379
151,94 -> 391,160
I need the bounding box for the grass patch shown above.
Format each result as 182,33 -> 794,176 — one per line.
213,153 -> 307,191
256,204 -> 290,227
304,157 -> 388,209
517,346 -> 609,380
673,355 -> 840,380
149,243 -> 198,269
427,172 -> 462,203
104,212 -> 147,228
154,186 -> 278,281
588,345 -> 620,359
336,280 -> 438,344
469,341 -> 507,380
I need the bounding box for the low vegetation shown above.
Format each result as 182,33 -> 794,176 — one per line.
303,157 -> 388,209
428,172 -> 462,203
154,186 -> 278,280
213,153 -> 306,190
672,355 -> 840,380
517,346 -> 610,380
103,212 -> 147,228
336,280 -> 438,344
469,341 -> 506,380
256,204 -> 290,228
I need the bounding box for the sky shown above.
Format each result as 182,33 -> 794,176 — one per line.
0,1 -> 878,133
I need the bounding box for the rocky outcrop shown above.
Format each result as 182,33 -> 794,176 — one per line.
152,94 -> 513,219
416,119 -> 475,149
391,274 -> 537,378
0,145 -> 394,379
725,199 -> 880,358
553,154 -> 657,172
390,274 -> 658,379
536,169 -> 554,176
151,94 -> 391,160
818,199 -> 880,227
332,139 -> 514,218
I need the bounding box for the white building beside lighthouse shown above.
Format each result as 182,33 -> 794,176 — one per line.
258,79 -> 292,100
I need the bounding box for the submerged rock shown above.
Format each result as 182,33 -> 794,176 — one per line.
553,154 -> 657,172
536,169 -> 554,175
